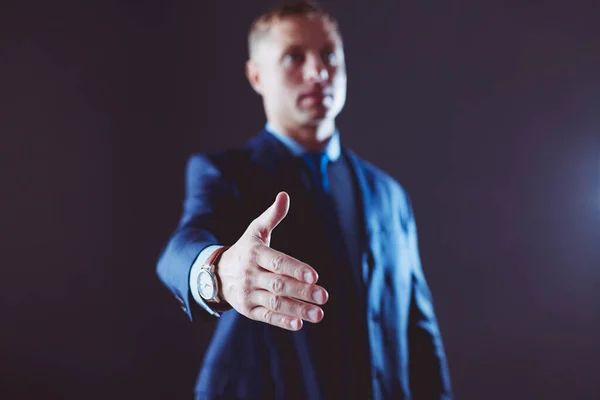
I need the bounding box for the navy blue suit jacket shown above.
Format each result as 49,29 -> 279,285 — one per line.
157,129 -> 453,400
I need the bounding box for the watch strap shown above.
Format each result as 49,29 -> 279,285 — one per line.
204,246 -> 229,270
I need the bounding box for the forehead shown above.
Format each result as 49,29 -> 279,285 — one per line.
266,15 -> 342,49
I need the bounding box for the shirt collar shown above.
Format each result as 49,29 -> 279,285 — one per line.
265,122 -> 341,162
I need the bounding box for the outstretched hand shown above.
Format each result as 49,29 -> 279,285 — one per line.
217,192 -> 329,331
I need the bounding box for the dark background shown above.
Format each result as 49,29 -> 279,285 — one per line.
1,0 -> 599,399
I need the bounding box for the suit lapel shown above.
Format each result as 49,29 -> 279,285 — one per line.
244,129 -> 298,182
239,130 -> 313,246
344,149 -> 378,285
242,127 -> 313,215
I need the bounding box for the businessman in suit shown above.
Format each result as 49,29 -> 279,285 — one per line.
157,1 -> 453,399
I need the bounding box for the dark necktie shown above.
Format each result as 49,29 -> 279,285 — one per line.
300,152 -> 330,193
299,152 -> 372,400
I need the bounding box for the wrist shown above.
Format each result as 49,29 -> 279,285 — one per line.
198,246 -> 230,305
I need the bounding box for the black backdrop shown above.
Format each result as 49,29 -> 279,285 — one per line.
1,1 -> 599,399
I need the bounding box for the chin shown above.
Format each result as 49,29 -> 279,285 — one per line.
304,106 -> 331,122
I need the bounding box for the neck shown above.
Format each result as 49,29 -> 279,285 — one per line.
268,119 -> 335,152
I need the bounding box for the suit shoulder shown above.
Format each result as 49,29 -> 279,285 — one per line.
186,147 -> 252,180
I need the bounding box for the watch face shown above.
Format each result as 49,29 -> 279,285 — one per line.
198,270 -> 216,300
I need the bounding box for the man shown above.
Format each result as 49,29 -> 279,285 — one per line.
157,1 -> 453,399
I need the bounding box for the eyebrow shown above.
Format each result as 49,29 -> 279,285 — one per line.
281,41 -> 337,55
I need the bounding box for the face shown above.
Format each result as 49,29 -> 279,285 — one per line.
247,15 -> 347,129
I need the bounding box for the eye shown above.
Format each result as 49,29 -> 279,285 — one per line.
283,51 -> 304,64
322,50 -> 337,65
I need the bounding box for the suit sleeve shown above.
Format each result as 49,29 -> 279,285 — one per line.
405,199 -> 454,400
156,153 -> 239,322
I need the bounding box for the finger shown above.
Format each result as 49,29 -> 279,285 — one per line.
249,290 -> 324,323
247,192 -> 290,245
248,306 -> 303,331
255,245 -> 319,285
254,270 -> 328,306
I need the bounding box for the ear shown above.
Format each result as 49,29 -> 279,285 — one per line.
246,59 -> 263,95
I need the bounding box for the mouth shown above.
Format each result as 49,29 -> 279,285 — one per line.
299,91 -> 332,102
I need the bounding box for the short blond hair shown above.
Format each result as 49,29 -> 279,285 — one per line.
247,1 -> 341,59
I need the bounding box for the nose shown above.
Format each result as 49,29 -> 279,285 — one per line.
303,54 -> 329,83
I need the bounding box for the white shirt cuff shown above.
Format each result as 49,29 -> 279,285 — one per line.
189,245 -> 224,306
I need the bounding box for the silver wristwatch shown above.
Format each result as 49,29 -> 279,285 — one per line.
197,246 -> 229,303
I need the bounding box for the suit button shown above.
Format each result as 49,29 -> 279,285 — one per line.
362,250 -> 374,281
363,250 -> 374,267
175,295 -> 187,312
385,272 -> 393,290
371,312 -> 381,323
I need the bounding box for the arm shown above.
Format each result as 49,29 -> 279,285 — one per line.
406,203 -> 454,399
156,154 -> 238,321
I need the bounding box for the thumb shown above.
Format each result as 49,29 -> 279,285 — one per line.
249,192 -> 290,245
